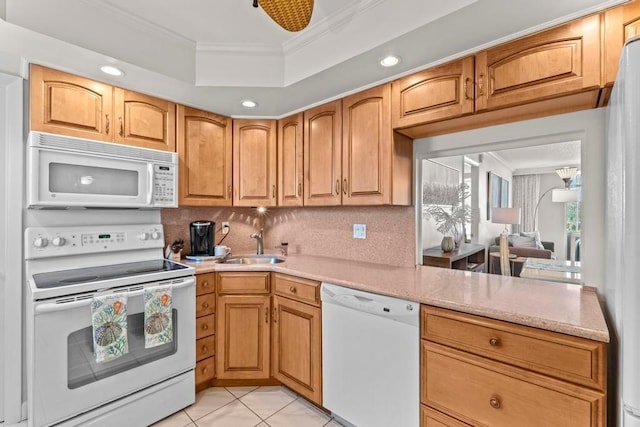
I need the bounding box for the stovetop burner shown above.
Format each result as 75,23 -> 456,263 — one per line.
32,259 -> 189,289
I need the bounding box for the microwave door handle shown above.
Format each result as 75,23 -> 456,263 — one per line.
147,164 -> 154,206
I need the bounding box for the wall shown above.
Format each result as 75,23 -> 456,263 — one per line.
537,173 -> 568,260
476,154 -> 513,247
413,108 -> 606,292
162,205 -> 416,268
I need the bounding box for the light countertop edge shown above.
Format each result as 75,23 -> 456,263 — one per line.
180,254 -> 609,343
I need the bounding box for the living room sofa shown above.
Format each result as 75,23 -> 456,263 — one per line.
489,236 -> 555,276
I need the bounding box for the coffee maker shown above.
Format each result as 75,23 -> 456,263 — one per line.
190,220 -> 215,256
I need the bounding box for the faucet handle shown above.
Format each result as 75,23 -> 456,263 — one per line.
276,242 -> 288,256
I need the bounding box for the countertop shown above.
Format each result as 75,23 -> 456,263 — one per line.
181,254 -> 609,343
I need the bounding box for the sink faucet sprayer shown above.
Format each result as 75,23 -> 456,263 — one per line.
250,228 -> 264,254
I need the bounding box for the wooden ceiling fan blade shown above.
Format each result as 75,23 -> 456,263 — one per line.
258,0 -> 314,32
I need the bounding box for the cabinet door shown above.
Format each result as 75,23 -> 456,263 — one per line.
304,100 -> 342,206
342,84 -> 391,205
177,106 -> 233,206
272,296 -> 322,405
475,14 -> 601,112
392,57 -> 475,129
278,113 -> 304,206
114,88 -> 176,151
604,1 -> 640,86
30,65 -> 113,142
216,295 -> 271,379
233,119 -> 277,207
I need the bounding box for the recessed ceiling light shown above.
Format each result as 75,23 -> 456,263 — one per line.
241,99 -> 258,108
380,55 -> 401,67
100,65 -> 124,76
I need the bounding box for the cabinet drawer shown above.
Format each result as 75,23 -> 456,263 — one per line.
196,273 -> 216,296
196,294 -> 216,317
422,405 -> 470,427
217,272 -> 271,294
423,342 -> 605,427
196,335 -> 215,362
274,273 -> 320,306
422,306 -> 605,390
195,357 -> 215,384
196,314 -> 215,339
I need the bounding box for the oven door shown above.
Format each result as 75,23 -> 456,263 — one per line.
28,277 -> 195,427
28,146 -> 153,208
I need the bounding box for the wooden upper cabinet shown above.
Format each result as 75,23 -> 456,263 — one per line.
304,100 -> 342,206
392,56 -> 475,129
278,113 -> 304,206
177,105 -> 232,206
475,14 -> 601,112
342,85 -> 390,205
233,119 -> 277,207
114,88 -> 176,151
604,0 -> 640,86
30,64 -> 113,142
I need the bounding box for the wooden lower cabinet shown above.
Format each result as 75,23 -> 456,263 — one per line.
272,295 -> 322,405
216,294 -> 271,379
420,306 -> 607,427
195,273 -> 216,389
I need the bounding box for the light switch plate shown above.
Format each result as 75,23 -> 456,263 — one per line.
353,224 -> 366,239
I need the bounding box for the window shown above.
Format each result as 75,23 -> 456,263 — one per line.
566,174 -> 582,233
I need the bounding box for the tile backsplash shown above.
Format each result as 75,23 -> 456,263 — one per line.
161,205 -> 416,267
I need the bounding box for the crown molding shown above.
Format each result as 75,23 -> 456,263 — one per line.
88,0 -> 196,48
197,42 -> 282,55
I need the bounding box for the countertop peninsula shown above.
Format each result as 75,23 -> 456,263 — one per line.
181,254 -> 609,343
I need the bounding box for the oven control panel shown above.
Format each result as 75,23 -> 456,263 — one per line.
25,224 -> 165,259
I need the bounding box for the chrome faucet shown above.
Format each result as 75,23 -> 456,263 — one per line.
250,228 -> 264,255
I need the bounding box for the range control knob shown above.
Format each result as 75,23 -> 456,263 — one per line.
33,237 -> 49,248
51,237 -> 66,247
138,232 -> 149,241
151,231 -> 162,240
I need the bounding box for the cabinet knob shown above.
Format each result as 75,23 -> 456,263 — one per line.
203,302 -> 209,309
202,367 -> 209,374
202,345 -> 209,353
202,281 -> 209,288
202,324 -> 209,330
490,397 -> 501,409
489,337 -> 500,347
290,286 -> 297,294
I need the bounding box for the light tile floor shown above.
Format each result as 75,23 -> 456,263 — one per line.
152,386 -> 344,427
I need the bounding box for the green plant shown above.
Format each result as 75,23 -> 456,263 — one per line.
423,183 -> 472,243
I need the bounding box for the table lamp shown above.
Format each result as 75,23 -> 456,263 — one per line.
491,207 -> 521,275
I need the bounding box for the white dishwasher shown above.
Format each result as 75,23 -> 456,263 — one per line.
321,282 -> 419,427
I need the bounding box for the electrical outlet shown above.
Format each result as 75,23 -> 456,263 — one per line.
221,222 -> 230,235
353,224 -> 366,239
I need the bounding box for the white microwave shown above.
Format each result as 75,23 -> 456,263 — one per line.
27,132 -> 178,209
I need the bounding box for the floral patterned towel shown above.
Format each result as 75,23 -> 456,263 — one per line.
91,292 -> 129,363
144,284 -> 173,348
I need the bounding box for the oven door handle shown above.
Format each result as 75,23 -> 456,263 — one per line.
34,278 -> 194,314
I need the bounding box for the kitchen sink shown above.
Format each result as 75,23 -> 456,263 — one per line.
222,255 -> 286,264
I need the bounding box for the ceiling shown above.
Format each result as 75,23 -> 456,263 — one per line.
491,141 -> 581,175
0,0 -> 626,117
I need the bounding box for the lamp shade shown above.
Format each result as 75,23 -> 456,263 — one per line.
491,207 -> 521,225
551,188 -> 580,203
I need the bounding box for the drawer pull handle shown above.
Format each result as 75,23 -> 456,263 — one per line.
265,307 -> 269,323
119,116 -> 124,136
202,324 -> 209,330
343,178 -> 347,195
203,302 -> 209,309
490,397 -> 501,409
105,114 -> 110,134
298,182 -> 302,197
290,286 -> 297,294
489,337 -> 500,346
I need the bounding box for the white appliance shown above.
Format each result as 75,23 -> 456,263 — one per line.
320,283 -> 419,427
27,131 -> 177,209
606,36 -> 640,427
24,224 -> 195,427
